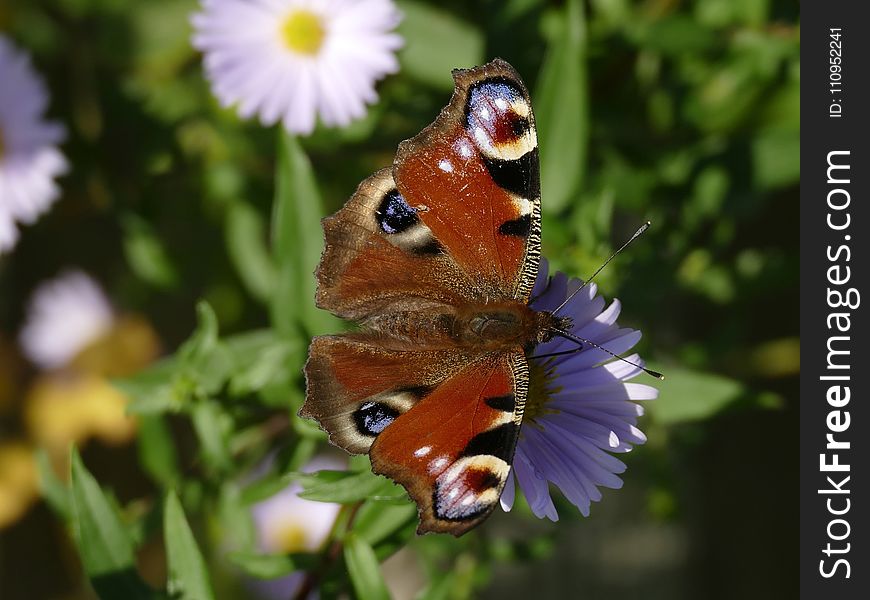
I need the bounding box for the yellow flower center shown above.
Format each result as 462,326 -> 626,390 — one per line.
523,359 -> 561,423
274,520 -> 310,553
281,10 -> 326,55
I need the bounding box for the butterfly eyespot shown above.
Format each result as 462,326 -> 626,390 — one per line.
465,77 -> 536,165
465,78 -> 526,133
376,188 -> 419,234
432,455 -> 510,522
353,400 -> 400,436
509,114 -> 531,137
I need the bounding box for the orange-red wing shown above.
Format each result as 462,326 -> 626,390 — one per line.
302,334 -> 477,454
369,349 -> 529,536
394,59 -> 541,303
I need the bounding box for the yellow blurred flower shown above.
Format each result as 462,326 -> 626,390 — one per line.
18,271 -> 161,452
71,314 -> 161,379
0,271 -> 163,528
0,442 -> 38,529
25,372 -> 138,451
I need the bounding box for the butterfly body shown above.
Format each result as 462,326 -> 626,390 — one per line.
302,59 -> 553,535
360,301 -> 568,352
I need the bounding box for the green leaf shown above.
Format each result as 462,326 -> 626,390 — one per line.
227,551 -> 316,579
298,470 -> 400,504
271,132 -> 340,338
354,502 -> 417,548
137,415 -> 180,487
164,492 -> 216,600
179,302 -> 234,392
225,200 -> 278,302
122,214 -> 179,289
751,130 -> 800,189
191,400 -> 232,475
535,0 -> 588,214
70,449 -> 152,599
281,436 -> 318,474
415,572 -> 455,600
344,533 -> 391,600
646,365 -> 748,424
35,449 -> 70,520
227,335 -> 300,397
238,438 -> 318,505
218,483 -> 256,552
292,410 -> 329,440
629,15 -> 717,56
240,472 -> 296,506
122,324 -> 292,418
179,302 -> 219,363
223,328 -> 301,390
114,358 -> 179,415
396,1 -> 485,90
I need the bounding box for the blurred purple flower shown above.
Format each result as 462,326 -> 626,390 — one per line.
191,0 -> 403,135
501,259 -> 658,520
248,456 -> 343,600
19,270 -> 113,370
0,35 -> 67,254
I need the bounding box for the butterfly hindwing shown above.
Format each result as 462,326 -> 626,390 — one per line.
303,334 -> 528,536
370,350 -> 528,535
302,334 -> 475,453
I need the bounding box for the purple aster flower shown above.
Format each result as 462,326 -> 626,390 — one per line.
191,0 -> 403,135
500,258 -> 659,521
0,35 -> 68,253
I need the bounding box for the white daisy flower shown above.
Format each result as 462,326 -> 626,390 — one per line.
19,271 -> 114,370
0,35 -> 68,254
191,0 -> 403,135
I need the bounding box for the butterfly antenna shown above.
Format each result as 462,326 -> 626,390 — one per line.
547,328 -> 664,380
552,221 -> 651,316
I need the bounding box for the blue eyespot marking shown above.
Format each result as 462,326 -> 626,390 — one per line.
353,401 -> 399,436
376,189 -> 418,234
465,78 -> 528,140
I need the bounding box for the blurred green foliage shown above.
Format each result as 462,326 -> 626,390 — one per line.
1,0 -> 798,598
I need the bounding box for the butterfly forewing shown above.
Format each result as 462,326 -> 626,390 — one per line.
315,168 -> 475,321
395,59 -> 542,302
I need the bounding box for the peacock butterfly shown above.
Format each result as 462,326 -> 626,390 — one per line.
301,58 -> 571,536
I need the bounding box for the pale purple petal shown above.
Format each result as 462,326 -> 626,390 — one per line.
191,0 -> 403,134
499,467 -> 515,512
512,446 -> 558,521
505,258 -> 656,521
18,271 -> 113,370
0,35 -> 67,254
